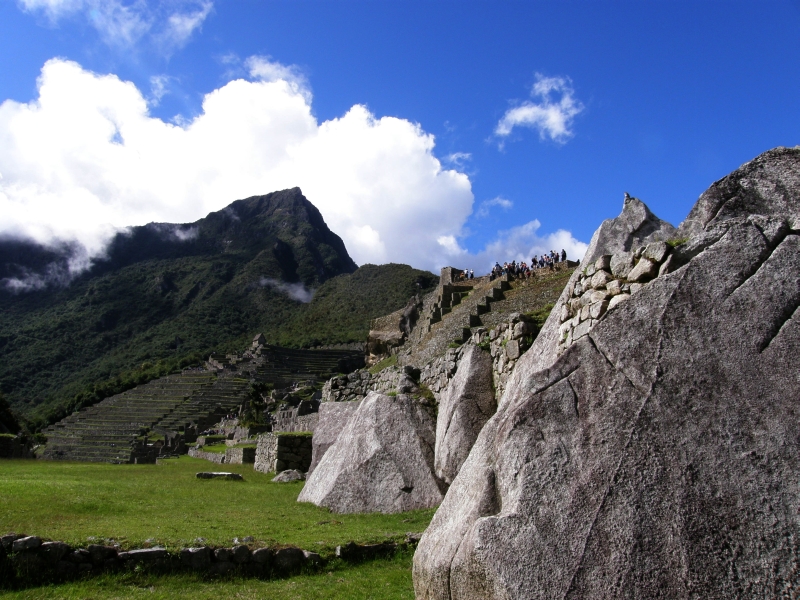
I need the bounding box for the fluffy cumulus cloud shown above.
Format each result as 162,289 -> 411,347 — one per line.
18,0 -> 212,52
0,57 -> 476,272
496,73 -> 584,145
0,57 -> 588,282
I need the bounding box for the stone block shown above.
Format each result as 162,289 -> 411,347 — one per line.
590,290 -> 611,303
580,305 -> 590,321
195,472 -> 243,480
123,547 -> 167,562
88,544 -> 117,564
643,241 -> 669,263
606,279 -> 621,296
590,269 -> 613,289
251,548 -> 273,565
1,534 -> 24,551
572,319 -> 592,341
180,547 -> 211,570
610,252 -> 635,278
505,340 -> 520,360
627,258 -> 657,282
589,299 -> 610,320
214,548 -> 232,562
12,536 -> 41,552
585,263 -> 597,277
40,541 -> 70,562
272,469 -> 305,482
232,545 -> 250,564
608,293 -> 631,311
630,283 -> 643,294
595,255 -> 612,271
274,547 -> 305,572
303,550 -> 323,567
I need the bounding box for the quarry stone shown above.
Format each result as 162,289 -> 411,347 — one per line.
298,391 -> 443,513
413,147 -> 800,599
195,472 -> 243,480
434,345 -> 496,485
627,257 -> 658,282
306,401 -> 362,476
12,536 -> 41,552
272,469 -> 305,483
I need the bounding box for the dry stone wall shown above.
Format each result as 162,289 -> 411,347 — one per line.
254,433 -> 312,474
557,241 -> 674,352
322,366 -> 419,403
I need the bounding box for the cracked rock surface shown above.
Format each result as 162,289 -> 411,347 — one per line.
299,391 -> 444,513
413,147 -> 800,599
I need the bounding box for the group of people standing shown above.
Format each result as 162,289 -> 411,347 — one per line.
488,249 -> 568,281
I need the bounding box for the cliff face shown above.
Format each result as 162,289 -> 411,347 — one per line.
413,147 -> 800,599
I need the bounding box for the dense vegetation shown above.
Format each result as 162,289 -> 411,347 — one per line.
0,189 -> 437,430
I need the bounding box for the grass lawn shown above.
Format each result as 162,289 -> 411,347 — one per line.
0,458 -> 434,553
0,551 -> 417,600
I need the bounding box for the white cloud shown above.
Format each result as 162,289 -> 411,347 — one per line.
160,0 -> 211,50
443,152 -> 471,169
495,73 -> 584,144
258,278 -> 314,303
475,196 -> 513,218
0,58 -> 588,281
245,55 -> 310,102
0,58 -> 475,274
148,74 -> 171,106
438,219 -> 588,274
18,0 -> 212,53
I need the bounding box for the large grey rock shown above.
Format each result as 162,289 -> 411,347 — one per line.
307,400 -> 361,476
413,147 -> 800,599
435,344 -> 496,485
298,391 -> 444,513
519,195 -> 676,385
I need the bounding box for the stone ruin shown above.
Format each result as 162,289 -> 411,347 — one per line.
413,147 -> 800,598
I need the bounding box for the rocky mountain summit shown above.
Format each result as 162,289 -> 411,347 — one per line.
413,147 -> 800,598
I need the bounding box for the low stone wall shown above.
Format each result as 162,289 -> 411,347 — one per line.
321,366 -> 418,403
187,447 -> 226,464
0,533 -> 334,588
272,411 -> 319,433
254,433 -> 313,474
224,447 -> 256,464
471,312 -> 536,399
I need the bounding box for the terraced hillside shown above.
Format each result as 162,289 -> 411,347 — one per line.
42,345 -> 362,463
404,265 -> 576,367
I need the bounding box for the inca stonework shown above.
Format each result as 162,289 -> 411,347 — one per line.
413,147 -> 800,599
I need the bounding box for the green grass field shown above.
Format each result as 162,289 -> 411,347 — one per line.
0,458 -> 434,553
0,550 -> 417,600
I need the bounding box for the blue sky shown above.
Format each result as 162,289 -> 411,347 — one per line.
1,0 -> 799,276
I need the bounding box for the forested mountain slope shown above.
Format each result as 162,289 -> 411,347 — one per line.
0,188 -> 436,429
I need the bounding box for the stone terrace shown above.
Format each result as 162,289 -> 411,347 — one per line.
42,372 -> 218,463
401,264 -> 576,369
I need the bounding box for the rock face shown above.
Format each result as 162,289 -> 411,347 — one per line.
298,391 -> 444,513
306,400 -> 362,476
519,193 -> 677,381
435,344 -> 495,485
413,147 -> 800,599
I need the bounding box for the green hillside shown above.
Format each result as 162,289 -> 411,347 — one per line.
0,189 -> 437,430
